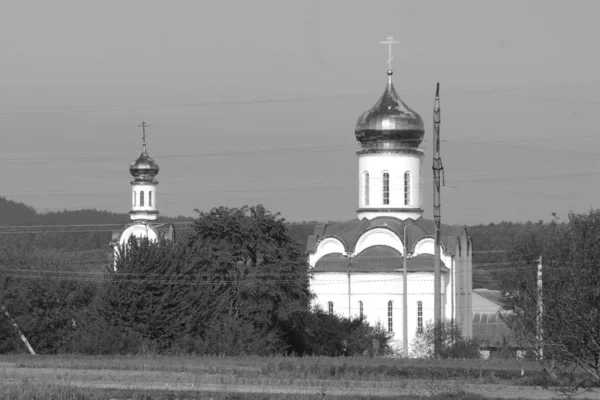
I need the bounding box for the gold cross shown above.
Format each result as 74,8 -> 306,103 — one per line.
380,35 -> 399,70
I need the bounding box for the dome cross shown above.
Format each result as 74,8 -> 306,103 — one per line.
138,121 -> 150,148
380,35 -> 399,71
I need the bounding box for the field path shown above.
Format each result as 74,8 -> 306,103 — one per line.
2,362 -> 600,399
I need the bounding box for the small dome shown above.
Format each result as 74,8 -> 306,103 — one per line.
130,146 -> 159,182
355,70 -> 425,148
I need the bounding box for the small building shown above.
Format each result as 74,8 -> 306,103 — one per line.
472,289 -> 523,359
109,122 -> 175,269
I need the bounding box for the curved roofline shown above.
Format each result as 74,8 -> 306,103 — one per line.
411,234 -> 448,255
313,234 -> 348,254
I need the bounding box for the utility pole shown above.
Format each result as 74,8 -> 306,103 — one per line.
402,222 -> 413,358
1,304 -> 36,355
432,83 -> 444,357
344,254 -> 354,319
536,256 -> 544,360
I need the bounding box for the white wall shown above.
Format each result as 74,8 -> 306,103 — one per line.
357,151 -> 424,220
310,270 -> 448,351
131,183 -> 157,221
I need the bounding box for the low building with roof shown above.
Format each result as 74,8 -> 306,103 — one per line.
306,44 -> 473,354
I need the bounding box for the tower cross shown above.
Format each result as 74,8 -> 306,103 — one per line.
380,35 -> 399,70
138,121 -> 150,147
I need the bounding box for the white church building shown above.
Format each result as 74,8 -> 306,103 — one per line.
306,57 -> 473,352
110,122 -> 175,269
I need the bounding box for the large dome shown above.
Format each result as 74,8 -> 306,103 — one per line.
355,70 -> 425,148
130,147 -> 159,182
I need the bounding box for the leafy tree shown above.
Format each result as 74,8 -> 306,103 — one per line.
0,247 -> 98,354
501,210 -> 600,388
97,205 -> 311,355
186,205 -> 311,353
410,319 -> 480,359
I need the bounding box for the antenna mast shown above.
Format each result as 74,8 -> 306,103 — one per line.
432,83 -> 444,357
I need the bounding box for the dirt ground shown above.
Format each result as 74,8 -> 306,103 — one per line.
1,361 -> 600,399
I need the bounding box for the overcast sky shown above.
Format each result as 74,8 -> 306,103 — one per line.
0,0 -> 599,225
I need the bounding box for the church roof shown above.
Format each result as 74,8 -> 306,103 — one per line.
355,70 -> 425,149
307,216 -> 468,256
314,246 -> 448,273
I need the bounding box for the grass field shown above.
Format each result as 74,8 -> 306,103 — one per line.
0,354 -> 598,399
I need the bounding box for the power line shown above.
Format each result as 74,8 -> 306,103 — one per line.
0,81 -> 596,116
0,133 -> 597,165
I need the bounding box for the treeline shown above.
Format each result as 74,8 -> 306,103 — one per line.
0,196 -> 565,289
0,205 -> 390,356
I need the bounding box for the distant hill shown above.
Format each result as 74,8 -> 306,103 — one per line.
0,197 -> 562,290
0,197 -> 192,254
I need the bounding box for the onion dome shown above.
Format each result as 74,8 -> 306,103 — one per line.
130,145 -> 159,183
355,70 -> 424,148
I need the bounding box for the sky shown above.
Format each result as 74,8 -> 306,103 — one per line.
0,0 -> 599,225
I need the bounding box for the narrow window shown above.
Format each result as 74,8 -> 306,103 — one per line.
383,172 -> 390,205
364,172 -> 370,206
140,191 -> 145,207
417,301 -> 423,334
133,191 -> 136,207
328,301 -> 334,315
404,171 -> 411,206
149,190 -> 153,207
359,301 -> 363,318
387,301 -> 393,332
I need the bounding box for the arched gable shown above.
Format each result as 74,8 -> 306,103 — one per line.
309,236 -> 347,267
412,236 -> 446,256
354,227 -> 404,256
119,224 -> 159,247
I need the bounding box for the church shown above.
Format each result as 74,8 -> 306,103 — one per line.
306,42 -> 473,354
110,122 -> 175,270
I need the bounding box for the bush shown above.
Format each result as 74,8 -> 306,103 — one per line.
410,319 -> 480,359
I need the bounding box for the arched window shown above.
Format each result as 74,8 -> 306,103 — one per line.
364,172 -> 370,206
133,191 -> 136,207
328,301 -> 334,315
417,301 -> 423,334
359,301 -> 363,318
382,172 -> 390,205
387,301 -> 393,332
404,171 -> 411,206
149,191 -> 153,207
140,191 -> 145,207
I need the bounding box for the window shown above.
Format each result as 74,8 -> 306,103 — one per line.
364,172 -> 370,206
149,191 -> 153,207
328,301 -> 334,315
359,301 -> 363,318
133,191 -> 136,207
417,301 -> 423,334
387,301 -> 393,332
140,191 -> 145,207
383,172 -> 390,205
404,171 -> 411,206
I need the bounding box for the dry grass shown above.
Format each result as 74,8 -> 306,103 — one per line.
1,353 -> 540,384
0,354 -> 578,399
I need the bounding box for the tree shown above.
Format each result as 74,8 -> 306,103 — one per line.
410,319 -> 480,359
0,247 -> 98,354
186,205 -> 311,354
97,205 -> 312,356
501,210 -> 600,388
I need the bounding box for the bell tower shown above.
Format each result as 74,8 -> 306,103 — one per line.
129,121 -> 159,222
